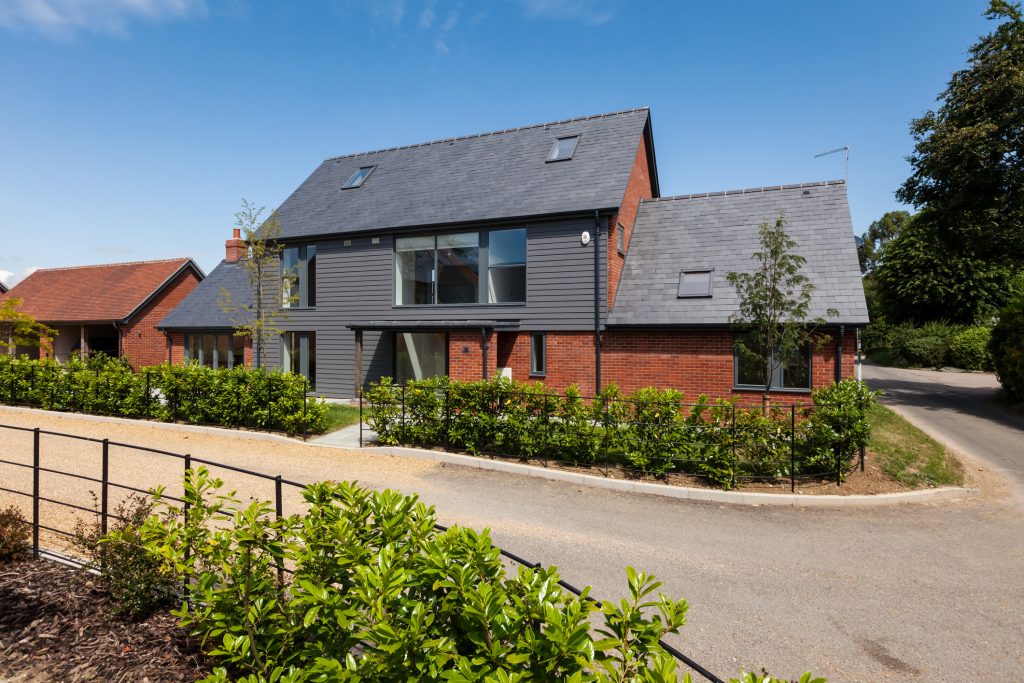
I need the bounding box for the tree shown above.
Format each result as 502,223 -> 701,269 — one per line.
218,200 -> 293,368
897,1 -> 1024,263
0,298 -> 55,356
727,215 -> 837,401
858,210 -> 912,274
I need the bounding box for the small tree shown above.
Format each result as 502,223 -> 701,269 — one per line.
0,298 -> 55,357
218,199 -> 294,368
727,215 -> 837,402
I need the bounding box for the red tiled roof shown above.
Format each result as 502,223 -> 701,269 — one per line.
0,258 -> 198,323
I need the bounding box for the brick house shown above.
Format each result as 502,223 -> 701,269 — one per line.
163,107 -> 868,401
0,258 -> 204,368
157,230 -> 253,368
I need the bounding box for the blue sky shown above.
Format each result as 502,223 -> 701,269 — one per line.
0,0 -> 993,285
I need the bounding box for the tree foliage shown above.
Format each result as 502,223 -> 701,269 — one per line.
857,210 -> 912,274
0,298 -> 55,355
726,215 -> 836,394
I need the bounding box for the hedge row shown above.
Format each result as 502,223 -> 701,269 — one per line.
862,320 -> 993,370
0,354 -> 328,435
366,376 -> 876,488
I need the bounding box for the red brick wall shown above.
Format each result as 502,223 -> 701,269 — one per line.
608,136 -> 654,310
121,268 -> 201,369
448,330 -> 498,381
496,331 -> 598,394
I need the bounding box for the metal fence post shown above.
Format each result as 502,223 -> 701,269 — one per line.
32,427 -> 40,559
101,439 -> 109,536
145,370 -> 151,420
30,365 -> 35,406
358,390 -> 364,448
275,475 -> 284,585
790,405 -> 796,493
183,453 -> 191,599
859,394 -> 866,472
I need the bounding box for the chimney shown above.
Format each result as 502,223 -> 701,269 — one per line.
225,228 -> 245,263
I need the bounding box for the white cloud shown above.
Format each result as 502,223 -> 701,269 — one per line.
0,266 -> 39,288
0,0 -> 207,39
368,0 -> 404,24
418,1 -> 434,28
511,0 -> 615,26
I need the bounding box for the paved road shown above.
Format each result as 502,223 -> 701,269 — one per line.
863,363 -> 1024,486
0,407 -> 1022,682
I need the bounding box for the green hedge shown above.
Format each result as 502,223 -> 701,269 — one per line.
950,326 -> 993,371
366,376 -> 876,489
990,300 -> 1024,402
0,354 -> 328,435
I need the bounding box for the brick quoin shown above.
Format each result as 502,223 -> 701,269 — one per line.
608,137 -> 654,310
121,269 -> 201,369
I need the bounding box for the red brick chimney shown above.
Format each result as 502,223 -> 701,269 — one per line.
225,228 -> 245,263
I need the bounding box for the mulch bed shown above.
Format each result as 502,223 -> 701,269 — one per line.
0,559 -> 209,682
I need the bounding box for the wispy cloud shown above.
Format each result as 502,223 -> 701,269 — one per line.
511,0 -> 615,26
0,0 -> 208,39
0,266 -> 39,287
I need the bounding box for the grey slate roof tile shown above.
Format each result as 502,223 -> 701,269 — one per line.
158,260 -> 251,330
274,108 -> 651,239
608,181 -> 869,327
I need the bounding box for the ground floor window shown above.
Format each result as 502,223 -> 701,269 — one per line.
529,333 -> 546,376
185,332 -> 245,369
282,331 -> 316,389
734,335 -> 811,391
395,332 -> 447,383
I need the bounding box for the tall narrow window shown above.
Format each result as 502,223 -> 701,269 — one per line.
282,332 -> 316,389
616,224 -> 625,254
436,232 -> 479,304
396,235 -> 435,305
488,228 -> 526,303
282,245 -> 316,308
530,333 -> 546,376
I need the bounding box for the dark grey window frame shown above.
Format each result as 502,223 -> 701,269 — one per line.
393,228 -> 527,307
616,223 -> 626,255
546,135 -> 580,163
282,244 -> 316,309
184,332 -> 245,369
342,165 -> 376,189
529,333 -> 546,377
732,338 -> 812,393
282,331 -> 316,390
677,270 -> 714,298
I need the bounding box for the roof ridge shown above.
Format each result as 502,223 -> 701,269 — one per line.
31,257 -> 191,273
322,107 -> 650,163
642,180 -> 846,203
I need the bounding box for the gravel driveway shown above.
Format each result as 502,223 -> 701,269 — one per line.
1,406 -> 1022,682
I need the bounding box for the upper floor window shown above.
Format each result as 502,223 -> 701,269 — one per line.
343,165 -> 376,189
547,135 -> 580,162
677,270 -> 713,298
282,244 -> 316,308
395,228 -> 526,305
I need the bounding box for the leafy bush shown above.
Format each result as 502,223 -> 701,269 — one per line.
0,505 -> 30,563
950,326 -> 993,371
73,494 -> 178,620
990,300 -> 1024,402
865,321 -> 964,368
0,354 -> 329,435
801,380 -> 879,480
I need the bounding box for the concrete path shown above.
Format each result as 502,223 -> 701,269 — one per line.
1,406 -> 1022,682
862,363 -> 1024,487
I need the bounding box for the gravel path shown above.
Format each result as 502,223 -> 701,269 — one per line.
1,406 -> 1022,682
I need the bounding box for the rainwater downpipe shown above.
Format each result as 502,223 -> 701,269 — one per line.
835,324 -> 845,383
481,326 -> 489,380
593,210 -> 603,392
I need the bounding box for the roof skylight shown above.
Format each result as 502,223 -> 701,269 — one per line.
547,135 -> 580,162
677,270 -> 714,298
343,165 -> 376,189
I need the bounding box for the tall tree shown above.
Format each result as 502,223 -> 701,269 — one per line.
727,215 -> 837,400
897,1 -> 1024,262
0,298 -> 55,356
218,200 -> 293,368
858,210 -> 912,274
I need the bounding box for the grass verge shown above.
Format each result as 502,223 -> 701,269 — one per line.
322,404 -> 361,433
867,403 -> 964,487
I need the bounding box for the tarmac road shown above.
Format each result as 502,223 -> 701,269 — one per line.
0,406 -> 1021,682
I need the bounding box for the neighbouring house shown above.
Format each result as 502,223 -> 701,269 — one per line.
0,258 -> 204,367
0,281 -> 8,294
157,229 -> 252,368
162,107 -> 868,401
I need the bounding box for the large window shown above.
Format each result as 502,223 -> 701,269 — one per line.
395,229 -> 526,305
282,245 -> 316,308
395,332 -> 447,382
734,336 -> 811,391
185,333 -> 245,369
283,332 -> 316,389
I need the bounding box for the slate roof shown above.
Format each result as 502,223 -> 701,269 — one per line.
158,259 -> 251,330
274,108 -> 656,239
0,281 -> 7,294
0,258 -> 202,324
608,181 -> 869,327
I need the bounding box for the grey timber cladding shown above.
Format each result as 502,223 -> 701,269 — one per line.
266,216 -> 606,398
158,260 -> 252,329
608,181 -> 869,326
273,108 -> 651,239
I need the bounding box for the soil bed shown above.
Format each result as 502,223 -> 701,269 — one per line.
0,559 -> 208,682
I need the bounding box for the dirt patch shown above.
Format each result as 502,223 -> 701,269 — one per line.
0,559 -> 208,682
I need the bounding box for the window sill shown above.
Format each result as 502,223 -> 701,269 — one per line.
529,373 -> 546,379
732,385 -> 811,394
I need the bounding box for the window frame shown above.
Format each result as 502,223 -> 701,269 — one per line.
393,331 -> 450,383
342,165 -> 376,189
282,331 -> 316,390
529,333 -> 546,377
282,244 -> 316,309
184,332 -> 245,370
546,135 -> 580,163
394,228 -> 528,307
616,223 -> 626,255
677,270 -> 714,299
732,336 -> 813,393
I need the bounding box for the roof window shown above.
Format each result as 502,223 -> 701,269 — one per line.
342,165 -> 376,189
677,270 -> 714,298
547,135 -> 580,162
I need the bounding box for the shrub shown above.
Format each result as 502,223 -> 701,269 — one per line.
950,326 -> 993,371
0,505 -> 30,563
872,321 -> 963,368
990,300 -> 1024,402
801,380 -> 879,479
73,494 -> 178,620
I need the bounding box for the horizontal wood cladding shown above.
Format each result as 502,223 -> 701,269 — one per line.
268,216 -> 607,397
